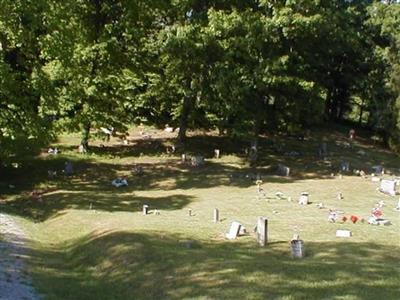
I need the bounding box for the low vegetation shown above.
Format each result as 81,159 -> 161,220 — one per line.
1,126 -> 399,299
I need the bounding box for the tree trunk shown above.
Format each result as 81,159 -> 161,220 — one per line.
358,98 -> 365,125
81,122 -> 91,149
324,89 -> 332,120
178,95 -> 193,143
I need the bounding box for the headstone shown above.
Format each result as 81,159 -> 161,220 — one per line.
349,128 -> 356,140
337,192 -> 343,200
277,164 -> 290,177
249,150 -> 258,164
213,208 -> 219,223
380,179 -> 397,196
188,209 -> 192,216
132,165 -> 144,176
377,219 -> 391,226
298,192 -> 309,205
65,161 -> 73,176
290,239 -> 305,258
214,149 -> 220,159
225,221 -> 242,240
48,170 -> 57,179
256,217 -> 268,246
328,210 -> 338,222
318,142 -> 328,158
181,154 -> 186,163
371,165 -> 384,174
143,205 -> 149,215
371,176 -> 381,182
112,178 -> 128,187
336,230 -> 352,237
78,144 -> 87,154
191,155 -> 204,167
249,140 -> 258,164
340,161 -> 350,172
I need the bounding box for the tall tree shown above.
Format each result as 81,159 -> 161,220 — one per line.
0,0 -> 53,161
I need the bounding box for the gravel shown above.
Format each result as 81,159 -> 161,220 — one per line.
0,213 -> 40,300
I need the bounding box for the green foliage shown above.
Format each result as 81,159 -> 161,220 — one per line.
1,0 -> 400,154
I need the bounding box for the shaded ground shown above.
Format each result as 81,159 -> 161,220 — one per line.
29,230 -> 400,300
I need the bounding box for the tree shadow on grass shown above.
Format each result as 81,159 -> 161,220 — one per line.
28,231 -> 400,300
2,193 -> 195,223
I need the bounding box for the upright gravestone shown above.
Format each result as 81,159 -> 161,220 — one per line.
65,161 -> 73,176
256,217 -> 268,246
214,149 -> 220,159
213,208 -> 219,223
319,142 -> 328,158
191,155 -> 204,167
277,164 -> 290,177
226,221 -> 242,240
181,154 -> 186,163
380,179 -> 397,196
371,165 -> 384,175
143,205 -> 149,215
298,192 -> 309,205
249,140 -> 258,164
290,238 -> 305,258
340,161 -> 350,172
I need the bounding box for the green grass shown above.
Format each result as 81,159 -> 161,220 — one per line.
1,125 -> 400,299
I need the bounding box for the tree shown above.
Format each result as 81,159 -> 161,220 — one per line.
0,0 -> 53,162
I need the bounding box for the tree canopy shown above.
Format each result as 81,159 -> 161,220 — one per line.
1,0 -> 399,159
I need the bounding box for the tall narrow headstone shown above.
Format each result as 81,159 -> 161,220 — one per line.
256,217 -> 268,246
143,205 -> 149,215
181,154 -> 186,163
214,149 -> 220,159
213,208 -> 219,223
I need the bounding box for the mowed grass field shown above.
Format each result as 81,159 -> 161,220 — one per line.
1,126 -> 399,300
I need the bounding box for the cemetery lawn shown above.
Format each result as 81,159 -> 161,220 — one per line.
1,126 -> 400,300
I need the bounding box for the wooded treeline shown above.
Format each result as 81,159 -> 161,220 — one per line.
0,0 -> 399,160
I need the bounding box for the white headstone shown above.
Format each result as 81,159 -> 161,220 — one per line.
226,221 -> 242,240
336,230 -> 352,237
380,179 -> 397,196
213,208 -> 219,223
214,149 -> 220,159
256,217 -> 268,246
298,192 -> 309,205
143,205 -> 149,215
371,176 -> 381,182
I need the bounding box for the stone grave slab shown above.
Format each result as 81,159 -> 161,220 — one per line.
380,179 -> 397,196
336,230 -> 352,237
226,221 -> 242,240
